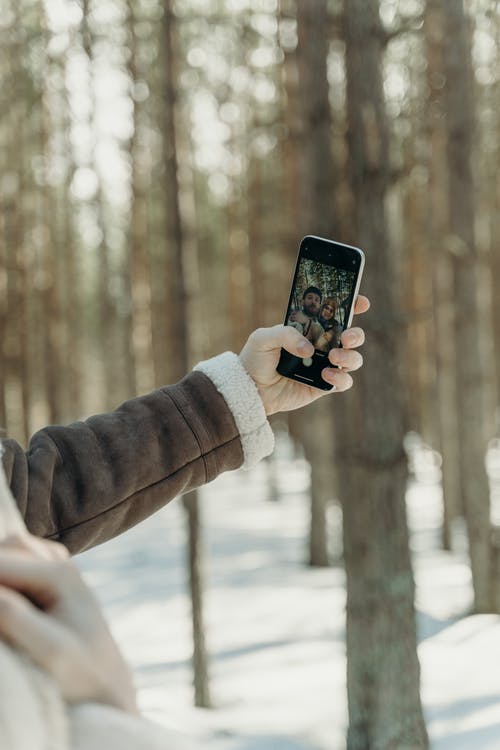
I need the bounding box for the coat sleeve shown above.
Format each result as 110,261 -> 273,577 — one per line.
0,354 -> 274,554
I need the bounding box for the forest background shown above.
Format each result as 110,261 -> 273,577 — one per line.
1,0 -> 499,748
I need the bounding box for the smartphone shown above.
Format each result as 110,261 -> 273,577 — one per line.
277,235 -> 365,391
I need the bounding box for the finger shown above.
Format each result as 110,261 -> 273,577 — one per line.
354,295 -> 370,314
0,551 -> 75,608
249,325 -> 314,358
0,585 -> 68,672
328,348 -> 363,372
1,533 -> 69,562
321,368 -> 354,391
341,326 -> 365,349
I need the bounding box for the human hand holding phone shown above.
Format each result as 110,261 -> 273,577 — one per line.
239,294 -> 369,416
278,236 -> 366,387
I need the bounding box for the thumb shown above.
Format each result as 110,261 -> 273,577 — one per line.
249,324 -> 314,357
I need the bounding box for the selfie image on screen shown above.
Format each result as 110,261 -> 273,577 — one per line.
286,257 -> 356,353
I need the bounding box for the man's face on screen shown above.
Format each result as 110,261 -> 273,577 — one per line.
303,292 -> 321,317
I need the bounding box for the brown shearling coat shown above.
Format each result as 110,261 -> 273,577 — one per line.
1,371 -> 243,555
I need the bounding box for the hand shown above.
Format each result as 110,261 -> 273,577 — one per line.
239,295 -> 370,415
289,311 -> 308,325
0,534 -> 138,714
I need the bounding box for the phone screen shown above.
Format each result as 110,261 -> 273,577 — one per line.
285,256 -> 357,353
277,236 -> 364,390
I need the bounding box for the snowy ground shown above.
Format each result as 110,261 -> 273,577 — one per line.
77,435 -> 500,750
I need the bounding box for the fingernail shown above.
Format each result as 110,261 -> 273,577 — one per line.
298,341 -> 313,354
324,368 -> 336,382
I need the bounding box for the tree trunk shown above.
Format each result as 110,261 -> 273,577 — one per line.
162,0 -> 211,708
126,0 -> 155,397
0,227 -> 6,430
341,1 -> 429,746
293,0 -> 337,567
302,400 -> 336,566
3,9 -> 32,444
38,34 -> 65,426
443,0 -> 497,611
296,0 -> 335,239
423,0 -> 462,550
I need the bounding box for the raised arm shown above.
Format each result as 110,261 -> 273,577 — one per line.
1,307 -> 368,555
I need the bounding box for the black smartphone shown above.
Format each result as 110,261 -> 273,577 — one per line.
277,235 -> 365,391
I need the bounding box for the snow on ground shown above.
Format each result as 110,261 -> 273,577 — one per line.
77,436 -> 500,749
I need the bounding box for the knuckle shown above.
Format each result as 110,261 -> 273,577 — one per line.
37,556 -> 79,594
47,541 -> 70,561
249,327 -> 265,343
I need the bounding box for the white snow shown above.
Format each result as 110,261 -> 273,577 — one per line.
77,435 -> 500,749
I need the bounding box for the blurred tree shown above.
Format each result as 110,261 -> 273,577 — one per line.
286,0 -> 338,568
339,0 -> 429,746
126,0 -> 155,396
0,230 -> 5,429
2,1 -> 34,445
245,7 -> 290,334
281,0 -> 335,566
296,0 -> 335,239
487,7 -> 500,403
38,9 -> 66,427
400,66 -> 438,449
80,0 -> 132,408
54,50 -> 82,423
423,0 -> 462,550
278,0 -> 301,249
442,0 -> 497,612
161,0 -> 211,708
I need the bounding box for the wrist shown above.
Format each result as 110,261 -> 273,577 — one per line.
194,352 -> 274,468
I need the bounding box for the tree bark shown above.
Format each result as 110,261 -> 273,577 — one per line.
340,0 -> 429,746
296,0 -> 335,239
423,0 -> 462,550
3,5 -> 33,444
37,21 -> 65,427
294,0 -> 337,567
0,224 -> 6,431
80,0 -> 131,408
442,0 -> 497,611
162,0 -> 211,708
126,0 -> 155,397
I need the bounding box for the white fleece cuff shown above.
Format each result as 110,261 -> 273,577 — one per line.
194,351 -> 275,469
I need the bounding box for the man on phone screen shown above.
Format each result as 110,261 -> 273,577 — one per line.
287,286 -> 324,344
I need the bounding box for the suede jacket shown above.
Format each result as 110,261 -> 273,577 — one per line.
0,352 -> 275,554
